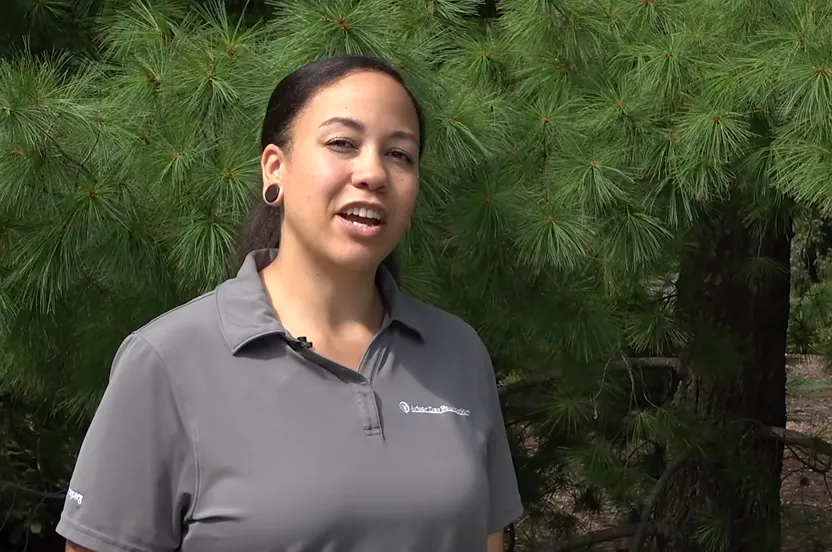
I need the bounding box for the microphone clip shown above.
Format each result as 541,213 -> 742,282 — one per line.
294,336 -> 313,350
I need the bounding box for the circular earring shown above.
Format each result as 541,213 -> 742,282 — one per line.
264,184 -> 280,205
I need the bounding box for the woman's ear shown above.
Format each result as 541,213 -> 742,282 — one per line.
261,143 -> 285,192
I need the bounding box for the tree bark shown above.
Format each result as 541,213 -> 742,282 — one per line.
658,197 -> 792,552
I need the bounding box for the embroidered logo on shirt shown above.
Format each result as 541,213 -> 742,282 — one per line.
67,488 -> 84,506
398,401 -> 470,417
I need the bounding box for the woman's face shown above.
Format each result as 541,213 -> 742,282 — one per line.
262,70 -> 421,274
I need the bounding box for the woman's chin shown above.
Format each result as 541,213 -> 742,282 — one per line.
325,245 -> 392,274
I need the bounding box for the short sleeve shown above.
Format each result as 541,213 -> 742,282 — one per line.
56,333 -> 196,552
481,348 -> 524,534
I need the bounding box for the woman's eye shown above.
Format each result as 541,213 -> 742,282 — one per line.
390,150 -> 414,164
327,139 -> 413,164
327,139 -> 355,150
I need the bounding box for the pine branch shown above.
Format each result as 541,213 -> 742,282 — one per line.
498,356 -> 681,397
498,373 -> 553,398
0,481 -> 65,500
50,139 -> 97,183
629,450 -> 693,552
630,357 -> 680,370
543,521 -> 669,552
538,451 -> 688,552
756,426 -> 832,469
760,426 -> 832,502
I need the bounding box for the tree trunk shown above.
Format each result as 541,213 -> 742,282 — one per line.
659,197 -> 791,552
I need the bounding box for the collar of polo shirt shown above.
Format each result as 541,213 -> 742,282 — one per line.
215,248 -> 426,354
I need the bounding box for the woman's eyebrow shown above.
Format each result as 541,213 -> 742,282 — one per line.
319,116 -> 363,131
319,116 -> 418,145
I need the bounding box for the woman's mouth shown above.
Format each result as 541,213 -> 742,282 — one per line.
337,205 -> 384,228
336,205 -> 386,237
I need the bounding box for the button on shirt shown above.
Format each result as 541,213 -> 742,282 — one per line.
56,248 -> 524,552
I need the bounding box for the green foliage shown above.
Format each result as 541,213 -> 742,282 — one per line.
788,210 -> 832,357
693,508 -> 732,552
0,0 -> 102,59
3,0 -> 832,548
788,280 -> 832,352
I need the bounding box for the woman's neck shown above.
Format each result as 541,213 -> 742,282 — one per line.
259,240 -> 385,338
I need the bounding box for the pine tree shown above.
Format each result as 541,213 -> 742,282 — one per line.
2,0 -> 832,550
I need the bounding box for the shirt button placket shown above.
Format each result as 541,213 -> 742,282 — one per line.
352,381 -> 382,438
354,331 -> 388,438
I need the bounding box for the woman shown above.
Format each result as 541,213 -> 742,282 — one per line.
58,54 -> 523,552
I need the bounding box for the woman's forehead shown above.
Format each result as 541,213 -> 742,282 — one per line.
298,72 -> 419,132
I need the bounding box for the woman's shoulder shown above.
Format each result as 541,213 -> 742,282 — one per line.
127,287 -> 225,365
396,291 -> 490,357
396,292 -> 501,402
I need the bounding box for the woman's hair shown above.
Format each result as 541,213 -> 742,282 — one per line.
236,55 -> 427,283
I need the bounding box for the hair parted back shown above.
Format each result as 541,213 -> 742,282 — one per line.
236,54 -> 427,283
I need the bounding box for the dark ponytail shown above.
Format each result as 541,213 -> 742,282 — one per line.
237,55 -> 426,284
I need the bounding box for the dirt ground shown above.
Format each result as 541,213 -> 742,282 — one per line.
781,354 -> 832,552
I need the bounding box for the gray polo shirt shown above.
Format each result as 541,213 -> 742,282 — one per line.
56,248 -> 523,552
